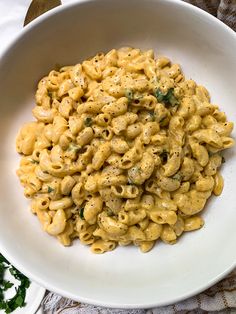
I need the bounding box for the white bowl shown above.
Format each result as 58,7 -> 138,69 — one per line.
0,0 -> 236,309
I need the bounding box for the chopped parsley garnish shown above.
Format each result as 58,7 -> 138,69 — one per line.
30,159 -> 39,164
0,253 -> 30,313
172,173 -> 182,181
149,111 -> 156,121
2,281 -> 13,291
107,208 -> 115,217
47,186 -> 54,193
125,89 -> 134,102
68,143 -> 81,153
222,156 -> 226,163
84,117 -> 93,127
79,208 -> 85,220
154,88 -> 179,107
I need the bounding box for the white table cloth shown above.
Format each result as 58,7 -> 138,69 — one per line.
0,1 -> 235,313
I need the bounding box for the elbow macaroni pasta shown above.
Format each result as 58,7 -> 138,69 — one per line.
16,47 -> 234,253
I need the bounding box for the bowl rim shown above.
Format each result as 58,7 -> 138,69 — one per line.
0,0 -> 235,61
0,0 -> 236,309
1,242 -> 236,309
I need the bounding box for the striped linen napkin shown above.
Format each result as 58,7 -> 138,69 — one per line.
185,0 -> 236,31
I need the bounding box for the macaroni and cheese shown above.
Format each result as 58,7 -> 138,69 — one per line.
16,47 -> 234,253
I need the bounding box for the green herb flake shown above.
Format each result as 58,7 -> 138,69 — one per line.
15,295 -> 24,307
149,111 -> 156,121
222,156 -> 226,163
154,88 -> 179,107
166,88 -> 179,107
125,89 -> 134,102
107,208 -> 114,217
30,159 -> 39,164
154,89 -> 165,102
2,281 -> 14,291
47,186 -> 54,193
68,143 -> 81,153
79,208 -> 85,220
84,117 -> 93,127
172,173 -> 182,181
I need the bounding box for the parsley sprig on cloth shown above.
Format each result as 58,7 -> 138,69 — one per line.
0,254 -> 30,313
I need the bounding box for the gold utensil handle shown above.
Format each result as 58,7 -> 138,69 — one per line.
24,0 -> 62,26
